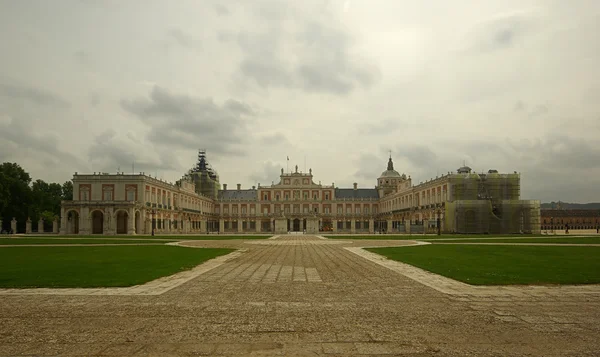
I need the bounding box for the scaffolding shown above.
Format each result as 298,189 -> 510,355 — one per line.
444,169 -> 540,234
179,150 -> 220,199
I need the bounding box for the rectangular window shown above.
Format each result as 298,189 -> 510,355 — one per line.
82,190 -> 89,201
127,190 -> 135,201
104,190 -> 113,201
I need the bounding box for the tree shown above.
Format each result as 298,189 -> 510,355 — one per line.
62,181 -> 73,201
0,163 -> 33,232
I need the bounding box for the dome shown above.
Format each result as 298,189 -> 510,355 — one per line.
457,166 -> 472,174
380,169 -> 401,178
379,156 -> 402,179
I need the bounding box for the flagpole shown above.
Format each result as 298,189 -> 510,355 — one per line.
287,156 -> 289,173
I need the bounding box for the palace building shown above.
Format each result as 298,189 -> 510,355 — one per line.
59,150 -> 541,235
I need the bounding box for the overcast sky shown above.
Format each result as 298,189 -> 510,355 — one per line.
1,0 -> 599,203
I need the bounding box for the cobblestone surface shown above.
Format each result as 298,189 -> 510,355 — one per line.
1,235 -> 599,356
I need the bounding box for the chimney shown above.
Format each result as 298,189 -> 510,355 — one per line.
223,184 -> 227,191
353,183 -> 358,190
252,185 -> 256,190
237,183 -> 241,190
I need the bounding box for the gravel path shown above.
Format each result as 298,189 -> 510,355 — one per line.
1,235 -> 598,356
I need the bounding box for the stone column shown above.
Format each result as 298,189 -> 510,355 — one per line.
387,219 -> 393,234
237,219 -> 242,233
25,218 -> 32,234
255,220 -> 261,232
332,219 -> 337,232
351,219 -> 356,234
219,219 -> 224,233
38,219 -> 44,233
11,218 -> 17,234
300,219 -> 304,232
59,208 -> 67,235
128,208 -> 136,235
53,218 -> 59,234
369,219 -> 374,234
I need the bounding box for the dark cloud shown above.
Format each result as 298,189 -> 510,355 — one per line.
353,153 -> 386,181
120,86 -> 255,156
214,4 -> 230,16
0,88 -> 86,178
87,129 -> 181,175
467,12 -> 535,53
0,83 -> 69,108
231,3 -> 380,95
248,161 -> 282,185
166,28 -> 202,50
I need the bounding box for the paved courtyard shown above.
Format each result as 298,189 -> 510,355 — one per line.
1,235 -> 599,356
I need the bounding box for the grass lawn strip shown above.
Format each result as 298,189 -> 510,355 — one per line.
0,245 -> 234,288
21,235 -> 272,240
366,244 -> 600,285
325,234 -> 549,240
428,237 -> 600,245
0,238 -> 175,245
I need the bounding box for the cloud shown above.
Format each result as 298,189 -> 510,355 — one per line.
466,10 -> 540,53
166,27 -> 202,50
214,4 -> 230,16
87,129 -> 181,176
120,86 -> 256,156
248,161 -> 282,185
0,83 -> 69,108
258,132 -> 288,146
231,2 -> 380,95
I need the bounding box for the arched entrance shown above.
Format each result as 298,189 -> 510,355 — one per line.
91,210 -> 104,234
292,218 -> 300,232
116,210 -> 128,234
67,210 -> 79,234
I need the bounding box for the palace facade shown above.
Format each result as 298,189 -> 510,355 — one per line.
60,151 -> 541,235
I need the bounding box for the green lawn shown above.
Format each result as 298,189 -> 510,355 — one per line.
367,245 -> 600,285
0,246 -> 234,288
430,237 -> 600,244
22,235 -> 271,240
325,234 -> 547,240
0,238 -> 174,245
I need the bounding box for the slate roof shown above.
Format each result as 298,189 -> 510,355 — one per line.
218,189 -> 258,200
335,188 -> 379,199
541,209 -> 600,218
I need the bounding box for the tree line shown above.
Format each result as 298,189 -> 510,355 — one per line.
0,162 -> 73,232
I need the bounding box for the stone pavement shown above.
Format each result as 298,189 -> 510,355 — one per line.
1,235 -> 599,356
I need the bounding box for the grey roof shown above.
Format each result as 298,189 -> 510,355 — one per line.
380,169 -> 401,178
218,189 -> 258,200
335,188 -> 380,199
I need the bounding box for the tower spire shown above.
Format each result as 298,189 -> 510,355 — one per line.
387,156 -> 394,171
